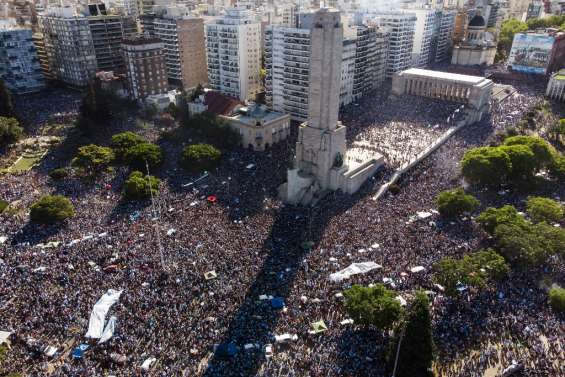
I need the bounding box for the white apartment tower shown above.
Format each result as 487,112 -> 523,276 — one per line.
410,9 -> 435,67
38,6 -> 97,87
374,13 -> 416,78
206,8 -> 262,101
432,9 -> 455,63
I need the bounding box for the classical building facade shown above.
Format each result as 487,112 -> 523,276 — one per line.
392,68 -> 493,118
546,70 -> 565,102
451,14 -> 496,66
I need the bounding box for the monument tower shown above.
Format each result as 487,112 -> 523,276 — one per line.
279,8 -> 383,205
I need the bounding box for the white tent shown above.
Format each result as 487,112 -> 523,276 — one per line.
329,262 -> 382,282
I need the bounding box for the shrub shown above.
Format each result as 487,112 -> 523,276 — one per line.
503,135 -> 554,168
71,144 -> 114,174
48,168 -> 69,180
111,131 -> 146,161
548,286 -> 565,312
436,188 -> 480,218
0,199 -> 8,213
549,155 -> 565,181
476,205 -> 526,234
434,249 -> 509,296
123,171 -> 161,201
461,146 -> 511,186
499,144 -> 537,180
0,116 -> 23,146
343,284 -> 404,330
526,196 -> 564,223
494,221 -> 565,267
124,142 -> 163,171
180,143 -> 221,173
30,195 -> 74,224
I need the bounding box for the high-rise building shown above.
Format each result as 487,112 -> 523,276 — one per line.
265,20 -> 389,121
0,22 -> 45,94
374,13 -> 416,78
431,9 -> 456,63
410,8 -> 435,67
32,32 -> 52,81
153,7 -> 208,90
206,8 -> 262,101
88,13 -> 137,72
38,6 -> 97,87
352,25 -> 388,101
122,36 -> 168,99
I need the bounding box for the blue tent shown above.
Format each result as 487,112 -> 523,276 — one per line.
72,344 -> 89,359
271,297 -> 284,309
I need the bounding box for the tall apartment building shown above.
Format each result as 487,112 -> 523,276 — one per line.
122,36 -> 168,99
153,8 -> 208,90
410,9 -> 435,67
265,19 -> 389,121
88,14 -> 137,72
38,6 -> 97,87
374,13 -> 416,78
340,37 -> 356,106
431,9 -> 456,63
206,8 -> 262,101
0,22 -> 45,94
352,25 -> 388,101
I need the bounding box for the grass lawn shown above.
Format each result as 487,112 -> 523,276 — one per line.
1,148 -> 47,174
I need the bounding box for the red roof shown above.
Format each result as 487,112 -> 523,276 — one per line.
204,91 -> 242,116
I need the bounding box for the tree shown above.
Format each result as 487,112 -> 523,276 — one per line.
123,171 -> 161,201
476,205 -> 526,235
436,188 -> 480,218
191,83 -> 205,101
549,155 -> 565,181
389,292 -> 434,377
526,196 -> 564,223
503,136 -> 554,169
180,143 -> 221,173
48,168 -> 68,180
434,249 -> 509,296
494,222 -> 553,267
343,284 -> 404,331
76,80 -> 113,135
498,19 -> 528,56
548,286 -> 565,313
184,112 -> 242,149
0,78 -> 14,117
461,147 -> 511,186
30,195 -> 74,225
0,117 -> 23,147
499,144 -> 537,180
71,144 -> 114,175
124,142 -> 164,171
110,131 -> 146,161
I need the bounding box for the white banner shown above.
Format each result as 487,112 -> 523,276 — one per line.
329,262 -> 382,282
86,289 -> 122,339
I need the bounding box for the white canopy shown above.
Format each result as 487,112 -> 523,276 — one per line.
329,262 -> 382,282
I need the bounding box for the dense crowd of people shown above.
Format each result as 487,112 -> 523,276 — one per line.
0,81 -> 563,377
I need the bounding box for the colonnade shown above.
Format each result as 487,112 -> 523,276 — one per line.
403,78 -> 472,103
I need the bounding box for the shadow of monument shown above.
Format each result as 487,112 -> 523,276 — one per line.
202,178 -> 382,377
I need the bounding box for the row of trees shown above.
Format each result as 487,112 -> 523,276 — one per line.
343,285 -> 434,377
461,135 -> 558,186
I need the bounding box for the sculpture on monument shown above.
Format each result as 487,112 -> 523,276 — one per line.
278,8 -> 383,205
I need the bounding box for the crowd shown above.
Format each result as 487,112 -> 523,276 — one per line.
0,82 -> 563,377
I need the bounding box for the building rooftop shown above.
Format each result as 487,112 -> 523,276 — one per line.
400,68 -> 487,85
553,69 -> 565,81
230,104 -> 288,125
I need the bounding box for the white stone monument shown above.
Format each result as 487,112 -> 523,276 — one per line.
279,8 -> 383,205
